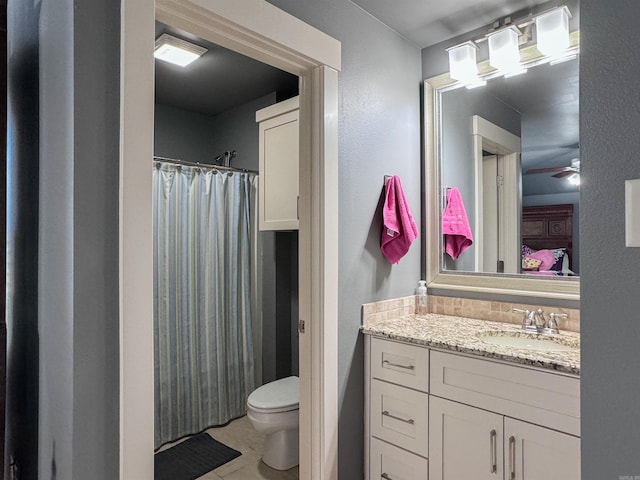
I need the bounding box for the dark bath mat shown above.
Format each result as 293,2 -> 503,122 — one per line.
154,433 -> 241,480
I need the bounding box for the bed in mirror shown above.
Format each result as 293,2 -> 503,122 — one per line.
424,27 -> 580,301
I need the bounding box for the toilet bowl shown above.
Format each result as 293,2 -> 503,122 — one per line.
247,375 -> 299,470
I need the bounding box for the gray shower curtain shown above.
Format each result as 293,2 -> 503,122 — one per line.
153,162 -> 257,448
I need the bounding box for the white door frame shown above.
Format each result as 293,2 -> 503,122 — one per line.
119,1 -> 341,479
472,115 -> 521,273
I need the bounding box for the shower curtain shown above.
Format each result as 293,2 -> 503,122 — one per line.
153,162 -> 257,448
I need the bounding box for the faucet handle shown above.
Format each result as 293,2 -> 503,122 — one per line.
544,312 -> 567,334
513,308 -> 532,328
532,309 -> 547,329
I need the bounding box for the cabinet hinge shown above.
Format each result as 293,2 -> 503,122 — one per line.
496,175 -> 504,187
297,195 -> 300,220
298,319 -> 305,334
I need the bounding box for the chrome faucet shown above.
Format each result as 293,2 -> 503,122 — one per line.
512,308 -> 567,334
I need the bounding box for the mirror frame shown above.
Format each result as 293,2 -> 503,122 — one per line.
424,33 -> 580,302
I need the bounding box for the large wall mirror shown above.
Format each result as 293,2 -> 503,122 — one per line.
425,13 -> 580,301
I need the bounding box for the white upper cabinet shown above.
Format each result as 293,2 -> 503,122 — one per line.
256,96 -> 299,231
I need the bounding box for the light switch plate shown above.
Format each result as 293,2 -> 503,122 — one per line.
626,179 -> 640,247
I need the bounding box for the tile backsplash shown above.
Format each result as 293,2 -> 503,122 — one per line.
362,294 -> 579,333
361,296 -> 415,324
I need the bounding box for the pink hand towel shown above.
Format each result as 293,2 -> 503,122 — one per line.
381,175 -> 418,264
442,187 -> 473,259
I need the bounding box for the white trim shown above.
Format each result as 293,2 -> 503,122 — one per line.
255,95 -> 299,123
472,115 -> 520,153
120,1 -> 340,478
120,0 -> 155,478
472,116 -> 521,273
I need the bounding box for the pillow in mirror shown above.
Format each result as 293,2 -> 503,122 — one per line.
522,256 -> 543,270
522,245 -> 567,272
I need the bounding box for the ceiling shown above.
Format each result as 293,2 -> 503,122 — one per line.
350,0 -> 543,48
154,22 -> 298,117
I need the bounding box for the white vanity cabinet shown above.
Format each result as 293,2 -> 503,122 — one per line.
429,397 -> 580,480
366,337 -> 430,480
364,336 -> 581,480
256,96 -> 299,231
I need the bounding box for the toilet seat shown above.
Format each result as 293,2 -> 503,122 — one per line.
248,376 -> 299,413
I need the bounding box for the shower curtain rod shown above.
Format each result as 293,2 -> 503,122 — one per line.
153,155 -> 258,174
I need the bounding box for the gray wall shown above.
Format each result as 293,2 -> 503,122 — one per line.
440,87 -> 521,271
154,104 -> 221,164
265,2 -> 422,478
9,0 -> 121,478
71,0 -> 121,476
154,92 -> 276,166
581,0 -> 640,477
208,93 -> 277,171
7,2 -> 40,478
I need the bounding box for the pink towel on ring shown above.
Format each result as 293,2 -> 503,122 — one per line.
381,175 -> 418,264
442,187 -> 473,259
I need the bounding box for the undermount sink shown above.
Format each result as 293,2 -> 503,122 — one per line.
477,332 -> 578,352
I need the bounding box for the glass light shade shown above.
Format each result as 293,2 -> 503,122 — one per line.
567,173 -> 580,186
154,34 -> 207,67
536,7 -> 570,57
447,42 -> 479,82
488,27 -> 521,74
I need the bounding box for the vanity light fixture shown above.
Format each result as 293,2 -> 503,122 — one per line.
444,5 -> 574,84
487,26 -> 522,75
536,7 -> 571,58
154,33 -> 207,67
447,41 -> 479,83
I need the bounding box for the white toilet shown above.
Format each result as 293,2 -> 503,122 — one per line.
247,375 -> 299,470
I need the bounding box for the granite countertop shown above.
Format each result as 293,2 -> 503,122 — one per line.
361,313 -> 580,375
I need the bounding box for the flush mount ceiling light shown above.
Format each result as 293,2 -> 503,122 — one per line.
447,41 -> 479,83
536,6 -> 571,58
487,26 -> 522,74
154,33 -> 207,67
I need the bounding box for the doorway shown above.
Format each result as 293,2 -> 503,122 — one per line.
152,22 -> 300,474
472,115 -> 521,274
120,1 -> 340,479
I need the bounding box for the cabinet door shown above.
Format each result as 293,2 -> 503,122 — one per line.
258,107 -> 299,231
504,418 -> 580,480
429,396 -> 503,480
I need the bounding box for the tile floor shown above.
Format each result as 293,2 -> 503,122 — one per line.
159,416 -> 299,480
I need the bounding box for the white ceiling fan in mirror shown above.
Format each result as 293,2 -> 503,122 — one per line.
525,157 -> 580,186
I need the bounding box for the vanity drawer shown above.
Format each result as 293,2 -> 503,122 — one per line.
430,350 -> 580,436
371,337 -> 429,392
370,378 -> 428,457
370,437 -> 428,480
